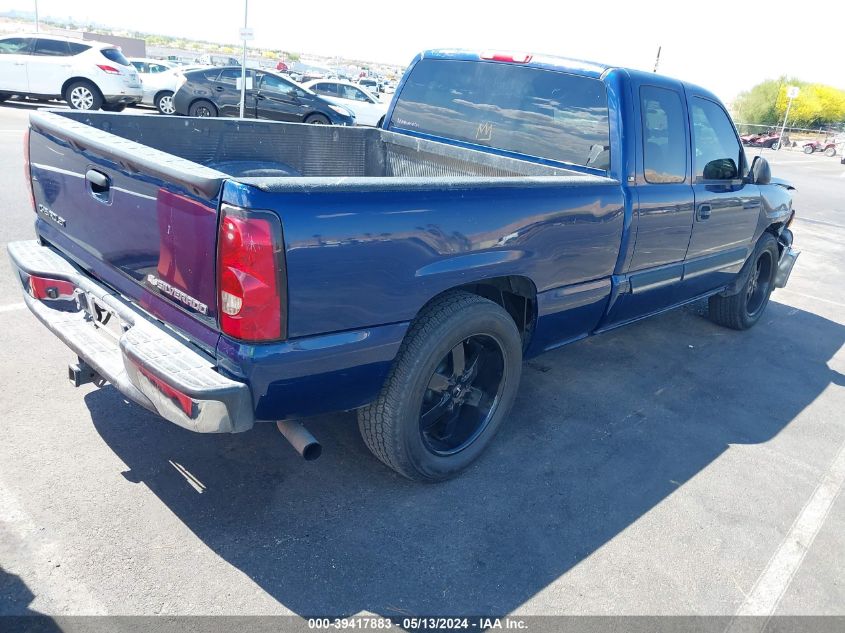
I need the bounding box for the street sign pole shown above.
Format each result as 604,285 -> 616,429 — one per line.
778,86 -> 800,150
239,0 -> 249,119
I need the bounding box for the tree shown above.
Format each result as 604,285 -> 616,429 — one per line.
735,77 -> 845,128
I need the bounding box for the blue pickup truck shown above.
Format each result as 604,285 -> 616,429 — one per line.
10,49 -> 798,481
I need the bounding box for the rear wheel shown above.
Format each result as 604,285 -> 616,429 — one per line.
189,99 -> 217,117
65,81 -> 102,111
708,233 -> 778,330
803,144 -> 815,154
155,91 -> 175,115
305,113 -> 330,125
358,291 -> 523,481
376,115 -> 385,128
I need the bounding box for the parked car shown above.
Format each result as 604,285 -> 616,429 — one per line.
196,53 -> 240,67
11,49 -> 798,482
172,66 -> 355,124
0,33 -> 142,110
802,139 -> 837,156
139,64 -> 206,114
357,77 -> 381,94
303,79 -> 387,126
129,57 -> 177,76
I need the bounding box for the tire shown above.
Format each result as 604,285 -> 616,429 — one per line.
376,116 -> 385,128
305,113 -> 330,125
824,146 -> 836,157
64,81 -> 102,111
189,99 -> 217,117
155,91 -> 175,115
803,145 -> 815,154
101,103 -> 125,112
358,291 -> 523,482
708,233 -> 779,330
771,141 -> 781,151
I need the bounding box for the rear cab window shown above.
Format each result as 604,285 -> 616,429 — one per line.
390,58 -> 611,171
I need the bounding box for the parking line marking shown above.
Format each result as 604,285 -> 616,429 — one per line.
0,302 -> 26,313
727,441 -> 845,629
777,289 -> 845,309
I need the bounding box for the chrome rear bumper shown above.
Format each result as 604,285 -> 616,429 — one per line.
7,240 -> 254,433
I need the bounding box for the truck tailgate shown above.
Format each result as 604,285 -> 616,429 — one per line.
27,111 -> 226,349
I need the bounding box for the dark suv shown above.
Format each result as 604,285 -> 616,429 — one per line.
172,67 -> 355,125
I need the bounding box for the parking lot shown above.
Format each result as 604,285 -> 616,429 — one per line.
0,101 -> 843,619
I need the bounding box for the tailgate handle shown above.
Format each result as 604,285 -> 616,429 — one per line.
85,169 -> 111,202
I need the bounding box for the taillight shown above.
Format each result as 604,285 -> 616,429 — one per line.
28,275 -> 76,301
480,51 -> 533,63
97,64 -> 121,74
23,128 -> 34,212
217,204 -> 285,342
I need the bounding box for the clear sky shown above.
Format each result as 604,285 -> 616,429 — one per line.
2,0 -> 842,101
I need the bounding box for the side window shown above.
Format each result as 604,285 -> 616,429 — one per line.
313,83 -> 337,96
640,86 -> 687,184
149,64 -> 169,73
215,68 -> 242,85
131,61 -> 145,72
0,37 -> 33,55
32,39 -> 70,57
67,42 -> 91,56
349,87 -> 371,102
690,97 -> 742,181
260,74 -> 297,96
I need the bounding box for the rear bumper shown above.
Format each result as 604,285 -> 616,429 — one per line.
103,94 -> 142,105
7,240 -> 254,433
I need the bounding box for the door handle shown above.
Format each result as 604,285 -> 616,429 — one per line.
214,86 -> 224,92
85,169 -> 111,202
696,204 -> 712,221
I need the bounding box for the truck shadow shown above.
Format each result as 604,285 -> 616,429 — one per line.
85,299 -> 844,616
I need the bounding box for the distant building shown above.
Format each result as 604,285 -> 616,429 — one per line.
82,32 -> 145,57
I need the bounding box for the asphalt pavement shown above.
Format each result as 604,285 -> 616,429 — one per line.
0,102 -> 843,620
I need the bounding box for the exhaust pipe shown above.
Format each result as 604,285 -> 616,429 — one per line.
276,421 -> 322,461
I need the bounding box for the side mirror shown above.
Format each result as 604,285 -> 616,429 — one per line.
749,156 -> 771,185
703,158 -> 738,180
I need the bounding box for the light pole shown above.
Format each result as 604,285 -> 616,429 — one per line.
778,86 -> 799,150
239,0 -> 248,119
34,0 -> 39,32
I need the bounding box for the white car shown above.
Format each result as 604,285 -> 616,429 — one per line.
133,62 -> 204,115
129,57 -> 177,76
304,79 -> 387,127
0,33 -> 142,111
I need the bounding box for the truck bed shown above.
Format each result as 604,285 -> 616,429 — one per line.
32,110 -> 581,186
